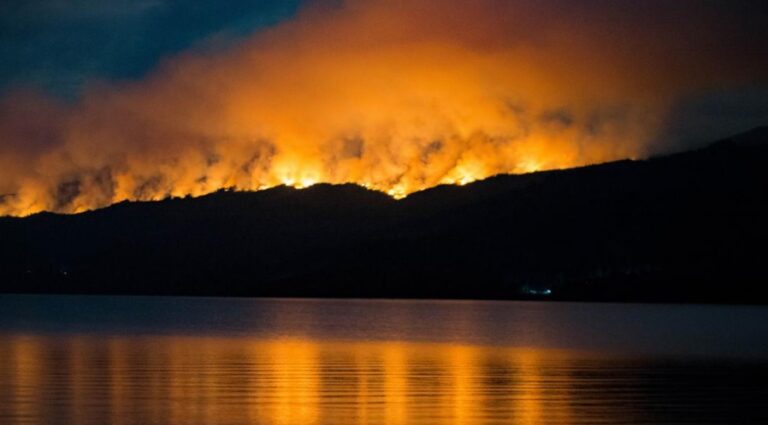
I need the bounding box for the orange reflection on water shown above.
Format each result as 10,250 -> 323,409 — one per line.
516,350 -> 544,425
107,338 -> 128,425
8,336 -> 43,425
258,339 -> 320,425
0,334 -> 588,425
382,342 -> 408,424
448,345 -> 476,424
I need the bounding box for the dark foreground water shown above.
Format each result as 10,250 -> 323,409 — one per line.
1,295 -> 767,425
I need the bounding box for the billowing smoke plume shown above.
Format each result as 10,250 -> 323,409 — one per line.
1,0 -> 766,215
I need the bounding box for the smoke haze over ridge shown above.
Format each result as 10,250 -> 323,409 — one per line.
1,0 -> 767,215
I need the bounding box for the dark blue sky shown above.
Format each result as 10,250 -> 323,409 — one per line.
0,0 -> 302,97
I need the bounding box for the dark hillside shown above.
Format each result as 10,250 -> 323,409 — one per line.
1,128 -> 767,303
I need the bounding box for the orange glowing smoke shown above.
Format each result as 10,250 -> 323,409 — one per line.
0,0 -> 766,215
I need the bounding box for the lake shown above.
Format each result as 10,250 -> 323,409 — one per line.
1,295 -> 767,425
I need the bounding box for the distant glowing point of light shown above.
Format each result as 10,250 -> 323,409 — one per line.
386,186 -> 407,200
518,159 -> 542,174
295,177 -> 317,189
457,176 -> 476,186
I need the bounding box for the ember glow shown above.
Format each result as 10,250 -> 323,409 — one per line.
1,0 -> 766,215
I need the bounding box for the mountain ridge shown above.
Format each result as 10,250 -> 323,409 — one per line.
1,127 -> 767,303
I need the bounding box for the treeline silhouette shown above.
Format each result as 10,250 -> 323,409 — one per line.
1,127 -> 767,303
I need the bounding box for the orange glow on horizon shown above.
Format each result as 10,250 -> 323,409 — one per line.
1,0 -> 763,217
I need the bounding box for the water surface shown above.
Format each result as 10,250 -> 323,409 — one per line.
1,295 -> 767,424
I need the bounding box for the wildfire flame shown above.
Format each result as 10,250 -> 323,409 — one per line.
0,0 -> 765,216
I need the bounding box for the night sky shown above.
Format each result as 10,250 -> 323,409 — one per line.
0,0 -> 301,96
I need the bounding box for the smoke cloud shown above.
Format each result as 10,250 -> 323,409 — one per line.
1,0 -> 766,215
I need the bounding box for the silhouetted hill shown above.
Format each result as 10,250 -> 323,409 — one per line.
2,127 -> 767,303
